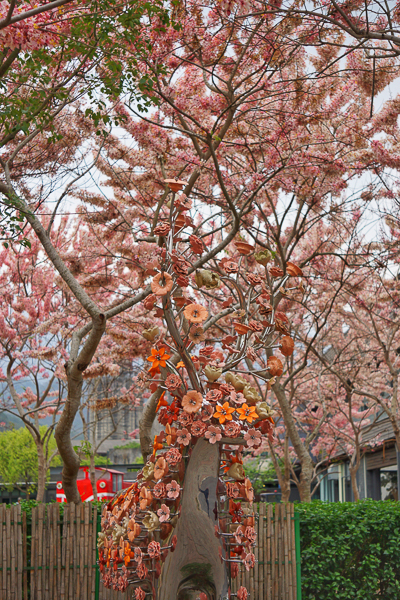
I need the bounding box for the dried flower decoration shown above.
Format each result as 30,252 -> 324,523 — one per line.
142,326 -> 159,341
267,355 -> 283,376
182,390 -> 203,413
280,335 -> 294,356
183,303 -> 208,323
269,266 -> 284,278
234,241 -> 254,255
189,326 -> 206,344
151,272 -> 173,296
164,178 -> 187,192
286,261 -> 303,276
147,347 -> 170,369
154,222 -> 171,236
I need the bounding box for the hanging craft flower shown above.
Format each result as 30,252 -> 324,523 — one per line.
244,552 -> 256,571
178,412 -> 193,427
147,541 -> 161,559
164,178 -> 187,192
134,547 -> 143,564
191,420 -> 207,437
165,373 -> 182,391
184,303 -> 208,323
154,456 -> 167,480
204,365 -> 223,382
286,261 -> 303,276
142,326 -> 160,341
166,480 -> 180,499
279,335 -> 294,356
153,482 -> 166,498
234,241 -> 254,255
151,271 -> 173,296
137,563 -> 149,579
236,404 -> 258,423
154,222 -> 171,236
269,266 -> 284,277
228,462 -> 245,480
201,404 -> 213,421
245,526 -> 257,544
242,478 -> 254,503
157,504 -> 170,523
135,587 -> 146,600
233,321 -> 252,335
237,586 -> 249,600
229,499 -> 243,523
224,421 -> 241,437
226,482 -> 240,498
182,390 -> 203,413
244,428 -> 263,448
176,428 -> 191,446
147,347 -> 170,369
165,447 -> 182,466
213,402 -> 235,424
189,326 -> 206,344
143,512 -> 160,532
205,425 -> 222,444
234,524 -> 246,544
139,486 -> 153,510
267,355 -> 283,376
206,389 -> 223,403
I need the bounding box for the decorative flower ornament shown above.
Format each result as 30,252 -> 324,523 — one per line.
151,271 -> 173,296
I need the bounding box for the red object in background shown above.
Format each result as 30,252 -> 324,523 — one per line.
56,466 -> 133,502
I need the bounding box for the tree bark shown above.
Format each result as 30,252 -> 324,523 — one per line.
157,439 -> 228,600
89,453 -> 98,501
349,465 -> 360,501
36,440 -> 46,502
55,371 -> 83,504
273,382 -> 314,502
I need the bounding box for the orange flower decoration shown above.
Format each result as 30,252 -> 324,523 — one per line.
233,321 -> 252,335
165,423 -> 177,445
154,456 -> 167,480
234,241 -> 254,255
214,402 -> 235,424
156,391 -> 168,413
236,403 -> 258,423
176,361 -> 185,369
182,390 -> 203,414
279,336 -> 294,357
151,272 -> 173,296
147,347 -> 170,369
286,262 -> 303,277
184,303 -> 208,323
267,355 -> 283,376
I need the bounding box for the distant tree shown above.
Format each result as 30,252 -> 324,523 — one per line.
0,426 -> 60,499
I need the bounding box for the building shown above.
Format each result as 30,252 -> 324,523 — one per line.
319,416 -> 399,502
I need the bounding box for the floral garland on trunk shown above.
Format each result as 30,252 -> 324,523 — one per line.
98,178 -> 303,599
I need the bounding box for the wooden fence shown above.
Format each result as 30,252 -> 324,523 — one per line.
0,502 -> 300,600
232,503 -> 301,600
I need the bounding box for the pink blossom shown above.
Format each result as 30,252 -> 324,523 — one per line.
244,428 -> 262,448
157,504 -> 170,523
205,425 -> 222,444
237,586 -> 249,600
166,480 -> 180,499
176,428 -> 191,446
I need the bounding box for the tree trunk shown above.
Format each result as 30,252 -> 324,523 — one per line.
273,382 -> 314,502
158,439 -> 228,600
349,466 -> 360,501
55,372 -> 83,504
36,441 -> 46,503
89,453 -> 97,501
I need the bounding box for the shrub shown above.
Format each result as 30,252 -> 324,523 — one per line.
297,500 -> 400,600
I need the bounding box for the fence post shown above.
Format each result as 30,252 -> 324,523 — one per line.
95,508 -> 100,600
294,512 -> 302,600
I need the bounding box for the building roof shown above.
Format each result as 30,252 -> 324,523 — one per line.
362,416 -> 395,445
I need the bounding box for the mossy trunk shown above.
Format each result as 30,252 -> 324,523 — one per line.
158,439 -> 228,600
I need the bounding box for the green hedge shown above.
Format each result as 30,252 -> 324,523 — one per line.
297,500 -> 400,600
